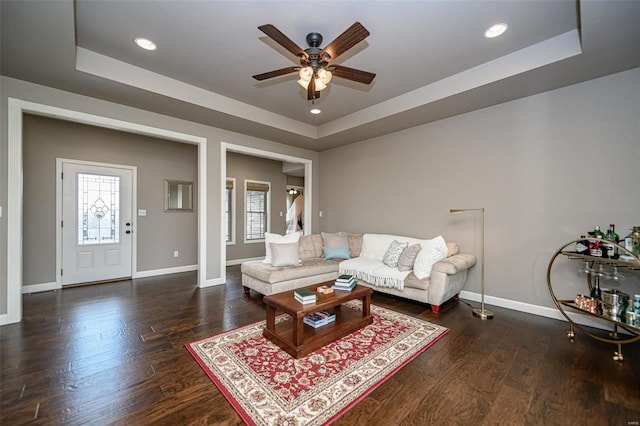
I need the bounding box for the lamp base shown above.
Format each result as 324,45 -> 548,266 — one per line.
472,307 -> 494,320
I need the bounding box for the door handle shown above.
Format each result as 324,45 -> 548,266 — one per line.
126,230 -> 132,234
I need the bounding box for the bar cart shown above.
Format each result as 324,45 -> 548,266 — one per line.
546,238 -> 640,362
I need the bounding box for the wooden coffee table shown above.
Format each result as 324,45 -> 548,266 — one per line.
262,282 -> 373,358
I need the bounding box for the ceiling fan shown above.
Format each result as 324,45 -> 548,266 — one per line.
252,22 -> 375,101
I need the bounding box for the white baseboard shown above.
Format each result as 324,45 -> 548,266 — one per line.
226,256 -> 264,266
199,277 -> 226,288
0,314 -> 9,326
459,291 -> 620,332
134,264 -> 198,279
22,281 -> 60,294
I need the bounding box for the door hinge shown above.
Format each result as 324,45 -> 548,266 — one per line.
61,268 -> 63,276
61,220 -> 63,228
61,172 -> 63,179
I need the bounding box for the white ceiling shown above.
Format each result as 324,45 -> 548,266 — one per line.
2,1 -> 639,151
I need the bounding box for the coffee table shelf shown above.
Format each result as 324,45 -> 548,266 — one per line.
262,283 -> 373,358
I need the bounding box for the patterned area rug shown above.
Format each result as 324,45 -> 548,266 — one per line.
186,301 -> 448,426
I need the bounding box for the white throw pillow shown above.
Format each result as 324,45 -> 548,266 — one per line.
263,232 -> 301,264
413,235 -> 448,279
270,242 -> 300,267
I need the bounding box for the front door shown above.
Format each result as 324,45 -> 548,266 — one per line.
62,161 -> 133,285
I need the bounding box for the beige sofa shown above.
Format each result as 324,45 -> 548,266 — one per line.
241,233 -> 476,313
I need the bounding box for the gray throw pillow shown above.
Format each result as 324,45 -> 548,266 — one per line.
270,242 -> 300,267
383,240 -> 408,268
321,232 -> 349,248
397,243 -> 422,271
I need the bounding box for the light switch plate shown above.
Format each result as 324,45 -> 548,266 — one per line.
138,209 -> 147,216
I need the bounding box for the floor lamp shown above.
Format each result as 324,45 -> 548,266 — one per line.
450,208 -> 494,320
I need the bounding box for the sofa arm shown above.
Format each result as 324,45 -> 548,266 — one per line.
432,253 -> 477,275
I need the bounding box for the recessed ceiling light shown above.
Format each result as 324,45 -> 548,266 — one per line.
135,37 -> 157,51
310,108 -> 321,115
484,23 -> 508,39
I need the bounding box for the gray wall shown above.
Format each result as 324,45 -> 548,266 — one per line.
226,152 -> 287,261
0,76 -> 320,321
22,114 -> 198,285
319,68 -> 640,310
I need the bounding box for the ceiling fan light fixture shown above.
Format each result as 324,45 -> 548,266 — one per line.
314,78 -> 327,91
298,66 -> 313,81
317,68 -> 332,84
484,23 -> 508,38
297,78 -> 311,89
310,108 -> 321,115
135,37 -> 157,50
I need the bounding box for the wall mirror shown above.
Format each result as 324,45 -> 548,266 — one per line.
164,180 -> 193,211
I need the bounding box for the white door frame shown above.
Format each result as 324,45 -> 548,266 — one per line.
5,98 -> 208,325
220,142 -> 313,284
56,158 -> 137,287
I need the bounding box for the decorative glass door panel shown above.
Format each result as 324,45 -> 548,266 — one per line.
77,173 -> 120,245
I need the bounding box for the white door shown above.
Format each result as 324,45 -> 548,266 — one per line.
62,162 -> 133,285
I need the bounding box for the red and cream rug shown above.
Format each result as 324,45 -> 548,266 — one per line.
186,301 -> 448,426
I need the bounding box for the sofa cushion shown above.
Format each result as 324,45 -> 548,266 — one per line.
242,258 -> 340,284
414,235 -> 448,279
270,242 -> 300,267
383,240 -> 408,268
298,235 -> 318,260
397,243 -> 421,272
404,272 -> 430,291
263,232 -> 301,264
321,232 -> 348,248
446,242 -> 459,257
346,233 -> 363,258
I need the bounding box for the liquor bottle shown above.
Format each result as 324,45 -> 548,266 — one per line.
589,234 -> 604,258
625,299 -> 637,327
590,277 -> 602,307
593,225 -> 605,238
575,236 -> 589,255
605,225 -> 618,259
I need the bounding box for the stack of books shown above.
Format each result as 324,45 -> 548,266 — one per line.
303,310 -> 336,328
332,274 -> 357,291
294,288 -> 317,304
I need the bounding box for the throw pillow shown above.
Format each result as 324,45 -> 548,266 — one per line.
321,232 -> 349,248
383,240 -> 408,268
270,242 -> 300,267
263,232 -> 301,264
397,243 -> 422,271
323,246 -> 350,260
413,235 -> 448,279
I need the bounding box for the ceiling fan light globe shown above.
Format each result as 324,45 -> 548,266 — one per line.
297,78 -> 311,89
317,68 -> 332,84
314,78 -> 327,91
298,66 -> 313,81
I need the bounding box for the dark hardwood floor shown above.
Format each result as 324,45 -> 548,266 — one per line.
2,266 -> 639,425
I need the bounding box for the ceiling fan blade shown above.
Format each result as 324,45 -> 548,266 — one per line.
258,24 -> 308,59
331,65 -> 376,84
320,22 -> 370,62
253,67 -> 298,81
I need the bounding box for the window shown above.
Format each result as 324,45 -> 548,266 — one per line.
225,178 -> 235,244
245,180 -> 270,242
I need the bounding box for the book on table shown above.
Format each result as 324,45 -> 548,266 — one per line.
332,279 -> 357,291
303,310 -> 336,328
336,274 -> 355,283
294,288 -> 317,304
